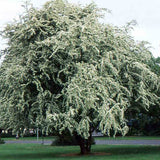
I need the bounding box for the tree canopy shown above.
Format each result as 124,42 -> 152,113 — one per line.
0,0 -> 159,154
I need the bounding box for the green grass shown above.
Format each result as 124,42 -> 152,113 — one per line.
0,143 -> 160,160
95,136 -> 160,140
3,136 -> 160,141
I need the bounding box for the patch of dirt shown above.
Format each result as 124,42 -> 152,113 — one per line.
60,152 -> 111,157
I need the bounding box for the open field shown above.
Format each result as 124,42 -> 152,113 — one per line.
95,136 -> 160,140
0,144 -> 160,160
3,136 -> 160,141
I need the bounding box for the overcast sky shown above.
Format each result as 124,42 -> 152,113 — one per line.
0,0 -> 159,58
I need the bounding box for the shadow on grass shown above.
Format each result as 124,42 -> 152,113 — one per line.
1,145 -> 160,159
93,145 -> 160,156
0,153 -> 57,160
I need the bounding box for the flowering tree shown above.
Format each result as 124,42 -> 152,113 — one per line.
0,0 -> 159,154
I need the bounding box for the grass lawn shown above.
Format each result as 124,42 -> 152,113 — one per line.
95,136 -> 160,140
0,143 -> 160,160
3,136 -> 160,142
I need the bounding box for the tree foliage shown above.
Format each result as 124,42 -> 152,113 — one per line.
126,56 -> 160,136
0,0 -> 159,154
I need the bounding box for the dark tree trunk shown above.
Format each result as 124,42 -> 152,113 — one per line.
77,136 -> 92,154
75,129 -> 93,155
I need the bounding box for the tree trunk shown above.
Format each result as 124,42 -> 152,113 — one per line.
75,133 -> 92,155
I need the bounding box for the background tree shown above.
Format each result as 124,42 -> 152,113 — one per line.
126,56 -> 160,136
0,0 -> 159,154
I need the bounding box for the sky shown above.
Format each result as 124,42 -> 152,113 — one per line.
0,0 -> 159,58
